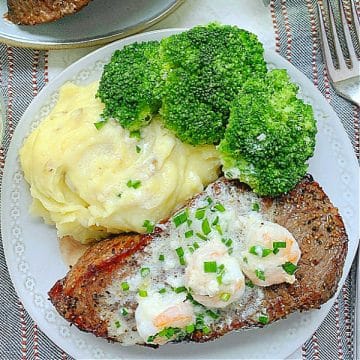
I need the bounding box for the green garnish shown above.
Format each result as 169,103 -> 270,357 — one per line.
220,292 -> 231,302
195,208 -> 206,220
222,238 -> 233,247
126,179 -> 141,189
185,230 -> 194,238
193,242 -> 200,249
202,325 -> 211,334
121,282 -> 129,291
214,224 -> 223,235
185,324 -> 195,333
173,210 -> 188,227
206,197 -> 213,204
212,216 -> 219,226
196,232 -> 207,240
216,264 -> 225,284
176,247 -> 184,257
121,308 -> 128,316
179,257 -> 186,266
114,320 -> 121,328
214,203 -> 225,212
129,130 -> 141,139
258,314 -> 269,325
117,193 -> 122,198
136,145 -> 141,153
255,269 -> 265,281
282,261 -> 298,275
159,254 -> 165,261
138,289 -> 148,297
174,286 -> 187,293
202,218 -> 211,235
245,279 -> 254,288
249,245 -> 272,257
252,202 -> 260,212
142,219 -> 155,233
140,267 -> 150,277
243,256 -> 248,264
94,120 -> 106,130
204,261 -> 217,273
147,335 -> 156,343
159,288 -> 166,294
273,241 -> 287,255
206,309 -> 220,319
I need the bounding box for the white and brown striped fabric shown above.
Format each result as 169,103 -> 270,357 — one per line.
0,0 -> 358,358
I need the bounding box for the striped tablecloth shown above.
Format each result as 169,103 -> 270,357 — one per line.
0,0 -> 358,359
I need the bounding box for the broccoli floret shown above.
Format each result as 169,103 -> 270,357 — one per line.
96,41 -> 162,131
160,23 -> 267,145
218,69 -> 317,196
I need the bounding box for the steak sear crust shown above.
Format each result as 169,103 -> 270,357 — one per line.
6,0 -> 92,25
49,175 -> 348,345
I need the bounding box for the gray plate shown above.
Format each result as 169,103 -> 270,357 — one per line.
0,0 -> 183,49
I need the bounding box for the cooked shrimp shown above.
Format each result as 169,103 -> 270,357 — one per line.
240,220 -> 301,286
135,292 -> 195,344
184,239 -> 245,308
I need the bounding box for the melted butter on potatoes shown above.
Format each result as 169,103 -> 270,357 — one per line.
20,82 -> 221,243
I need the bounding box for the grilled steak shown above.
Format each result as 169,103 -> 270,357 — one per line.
49,175 -> 348,346
6,0 -> 92,25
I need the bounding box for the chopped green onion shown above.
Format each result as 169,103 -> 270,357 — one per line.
174,286 -> 187,293
117,193 -> 122,198
243,256 -> 248,264
140,267 -> 150,277
187,219 -> 193,226
206,309 -> 220,319
188,246 -> 195,254
214,224 -> 223,235
255,269 -> 265,281
258,314 -> 269,325
202,218 -> 211,235
126,179 -> 141,189
249,245 -> 272,257
176,247 -> 184,257
136,145 -> 141,153
193,242 -> 200,249
142,220 -> 155,233
185,324 -> 195,333
195,208 -> 206,220
214,203 -> 225,212
147,335 -> 155,343
114,320 -> 121,328
196,232 -> 207,240
159,254 -> 165,261
228,248 -> 233,255
206,197 -> 213,204
212,216 -> 219,226
185,230 -> 194,238
173,210 -> 188,227
94,120 -> 106,130
202,325 -> 211,334
252,202 -> 260,212
273,241 -> 287,255
204,261 -> 217,273
245,279 -> 255,288
220,292 -> 231,302
159,288 -> 166,294
282,262 -> 298,275
129,130 -> 141,139
138,289 -> 148,297
121,308 -> 128,316
121,282 -> 129,291
179,256 -> 186,266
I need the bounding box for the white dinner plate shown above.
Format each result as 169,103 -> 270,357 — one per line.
0,0 -> 183,49
1,29 -> 359,359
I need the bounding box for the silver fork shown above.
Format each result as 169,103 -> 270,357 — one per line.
318,0 -> 360,106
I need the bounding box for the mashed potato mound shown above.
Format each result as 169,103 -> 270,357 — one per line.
20,82 -> 221,243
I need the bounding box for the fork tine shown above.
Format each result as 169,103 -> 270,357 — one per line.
350,0 -> 360,38
318,2 -> 337,76
339,0 -> 358,69
327,0 -> 349,71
